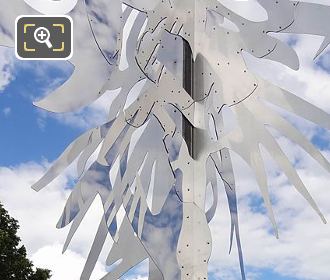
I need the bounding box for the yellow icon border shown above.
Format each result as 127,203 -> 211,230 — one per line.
24,23 -> 35,33
53,42 -> 65,52
52,23 -> 65,33
23,42 -> 35,52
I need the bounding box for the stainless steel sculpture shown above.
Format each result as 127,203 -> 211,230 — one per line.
1,0 -> 330,279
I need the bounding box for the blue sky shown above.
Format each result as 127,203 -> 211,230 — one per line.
0,56 -> 80,166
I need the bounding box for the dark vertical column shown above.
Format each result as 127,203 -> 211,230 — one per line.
182,39 -> 194,156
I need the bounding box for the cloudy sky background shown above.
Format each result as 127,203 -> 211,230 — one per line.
1,0 -> 330,279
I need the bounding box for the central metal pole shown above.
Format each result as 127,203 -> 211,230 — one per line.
179,39 -> 212,280
183,40 -> 194,156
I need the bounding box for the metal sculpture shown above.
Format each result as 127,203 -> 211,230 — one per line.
1,0 -> 330,279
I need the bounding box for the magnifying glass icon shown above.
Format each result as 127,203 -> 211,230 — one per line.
34,27 -> 53,49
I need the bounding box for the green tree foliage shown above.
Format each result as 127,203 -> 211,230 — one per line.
0,202 -> 51,280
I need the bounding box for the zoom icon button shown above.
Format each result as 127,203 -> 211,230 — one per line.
16,15 -> 73,60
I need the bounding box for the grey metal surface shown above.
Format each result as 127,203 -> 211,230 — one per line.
2,0 -> 330,279
24,0 -> 78,14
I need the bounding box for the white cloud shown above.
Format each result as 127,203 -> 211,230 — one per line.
31,244 -> 106,280
2,107 -> 11,117
0,162 -> 69,253
0,47 -> 14,92
0,162 -> 110,279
